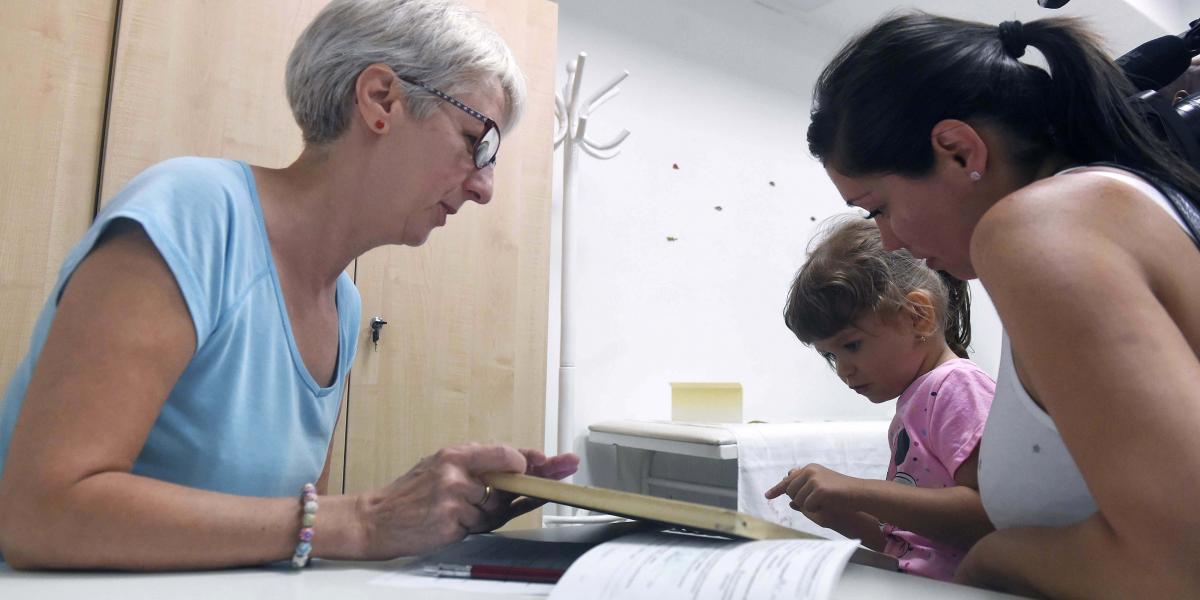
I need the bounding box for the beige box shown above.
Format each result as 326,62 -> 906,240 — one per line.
670,382 -> 743,423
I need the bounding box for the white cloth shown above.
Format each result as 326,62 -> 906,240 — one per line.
978,334 -> 1098,529
728,422 -> 891,538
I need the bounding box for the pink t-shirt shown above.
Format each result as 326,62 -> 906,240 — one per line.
881,358 -> 995,581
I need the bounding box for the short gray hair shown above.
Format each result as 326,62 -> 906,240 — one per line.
286,0 -> 526,145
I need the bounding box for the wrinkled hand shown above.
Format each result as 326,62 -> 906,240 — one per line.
356,443 -> 579,559
471,448 -> 579,534
763,463 -> 864,529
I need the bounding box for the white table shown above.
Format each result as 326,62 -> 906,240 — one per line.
0,524 -> 1025,599
0,558 -> 1025,599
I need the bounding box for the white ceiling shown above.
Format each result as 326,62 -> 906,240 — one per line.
738,0 -> 1189,49
555,0 -> 1188,96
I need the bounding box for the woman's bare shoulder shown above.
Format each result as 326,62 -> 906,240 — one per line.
971,170 -> 1187,281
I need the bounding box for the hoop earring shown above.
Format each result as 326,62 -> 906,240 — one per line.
969,171 -> 982,182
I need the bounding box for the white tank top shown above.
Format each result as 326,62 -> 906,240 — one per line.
978,166 -> 1196,529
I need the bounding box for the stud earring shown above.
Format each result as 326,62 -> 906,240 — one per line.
375,120 -> 385,130
918,335 -> 927,343
969,170 -> 982,182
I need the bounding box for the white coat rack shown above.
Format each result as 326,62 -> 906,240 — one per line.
549,52 -> 629,523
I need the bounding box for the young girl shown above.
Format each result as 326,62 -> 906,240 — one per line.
765,217 -> 995,581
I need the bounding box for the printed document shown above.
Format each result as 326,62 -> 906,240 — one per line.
549,530 -> 858,600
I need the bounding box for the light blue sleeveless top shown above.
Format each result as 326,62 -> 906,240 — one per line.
0,157 -> 361,499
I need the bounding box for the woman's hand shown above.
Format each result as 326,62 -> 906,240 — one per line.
470,448 -> 579,533
765,463 -> 864,528
355,443 -> 579,559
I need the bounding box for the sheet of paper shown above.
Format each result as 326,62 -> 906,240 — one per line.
548,531 -> 858,600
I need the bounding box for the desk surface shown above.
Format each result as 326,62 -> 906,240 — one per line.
0,522 -> 1022,599
0,558 -> 1022,599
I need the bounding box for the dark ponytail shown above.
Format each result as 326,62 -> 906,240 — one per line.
1022,19 -> 1200,200
808,12 -> 1200,203
785,217 -> 972,358
939,271 -> 971,359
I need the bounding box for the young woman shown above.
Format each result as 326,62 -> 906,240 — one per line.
805,12 -> 1200,597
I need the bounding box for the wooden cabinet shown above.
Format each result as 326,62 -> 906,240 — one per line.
338,2 -> 557,532
98,0 -> 330,203
1,0 -> 557,529
0,1 -> 116,400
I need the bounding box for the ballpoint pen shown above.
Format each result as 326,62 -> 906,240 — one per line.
423,562 -> 565,584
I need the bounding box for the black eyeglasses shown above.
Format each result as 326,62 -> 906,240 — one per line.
397,76 -> 500,169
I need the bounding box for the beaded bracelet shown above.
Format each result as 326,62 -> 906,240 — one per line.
291,483 -> 318,568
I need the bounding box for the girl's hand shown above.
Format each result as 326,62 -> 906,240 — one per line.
765,464 -> 864,526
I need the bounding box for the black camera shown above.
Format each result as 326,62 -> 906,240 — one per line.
1121,18 -> 1200,170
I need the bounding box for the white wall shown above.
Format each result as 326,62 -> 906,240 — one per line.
1124,0 -> 1193,34
546,0 -> 1170,484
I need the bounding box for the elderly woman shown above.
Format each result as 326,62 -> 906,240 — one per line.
0,0 -> 576,570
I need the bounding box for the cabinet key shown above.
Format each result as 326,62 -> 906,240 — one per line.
370,316 -> 388,351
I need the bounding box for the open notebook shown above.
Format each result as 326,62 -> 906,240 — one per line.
482,472 -> 898,571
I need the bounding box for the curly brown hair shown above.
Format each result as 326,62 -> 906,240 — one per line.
783,216 -> 971,359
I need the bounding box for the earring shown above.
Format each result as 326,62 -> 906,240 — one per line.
969,170 -> 982,182
918,335 -> 927,343
375,120 -> 385,130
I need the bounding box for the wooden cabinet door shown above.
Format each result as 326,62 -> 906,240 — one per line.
0,1 -> 117,407
98,0 -> 330,202
340,0 -> 557,530
96,0 -> 349,487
